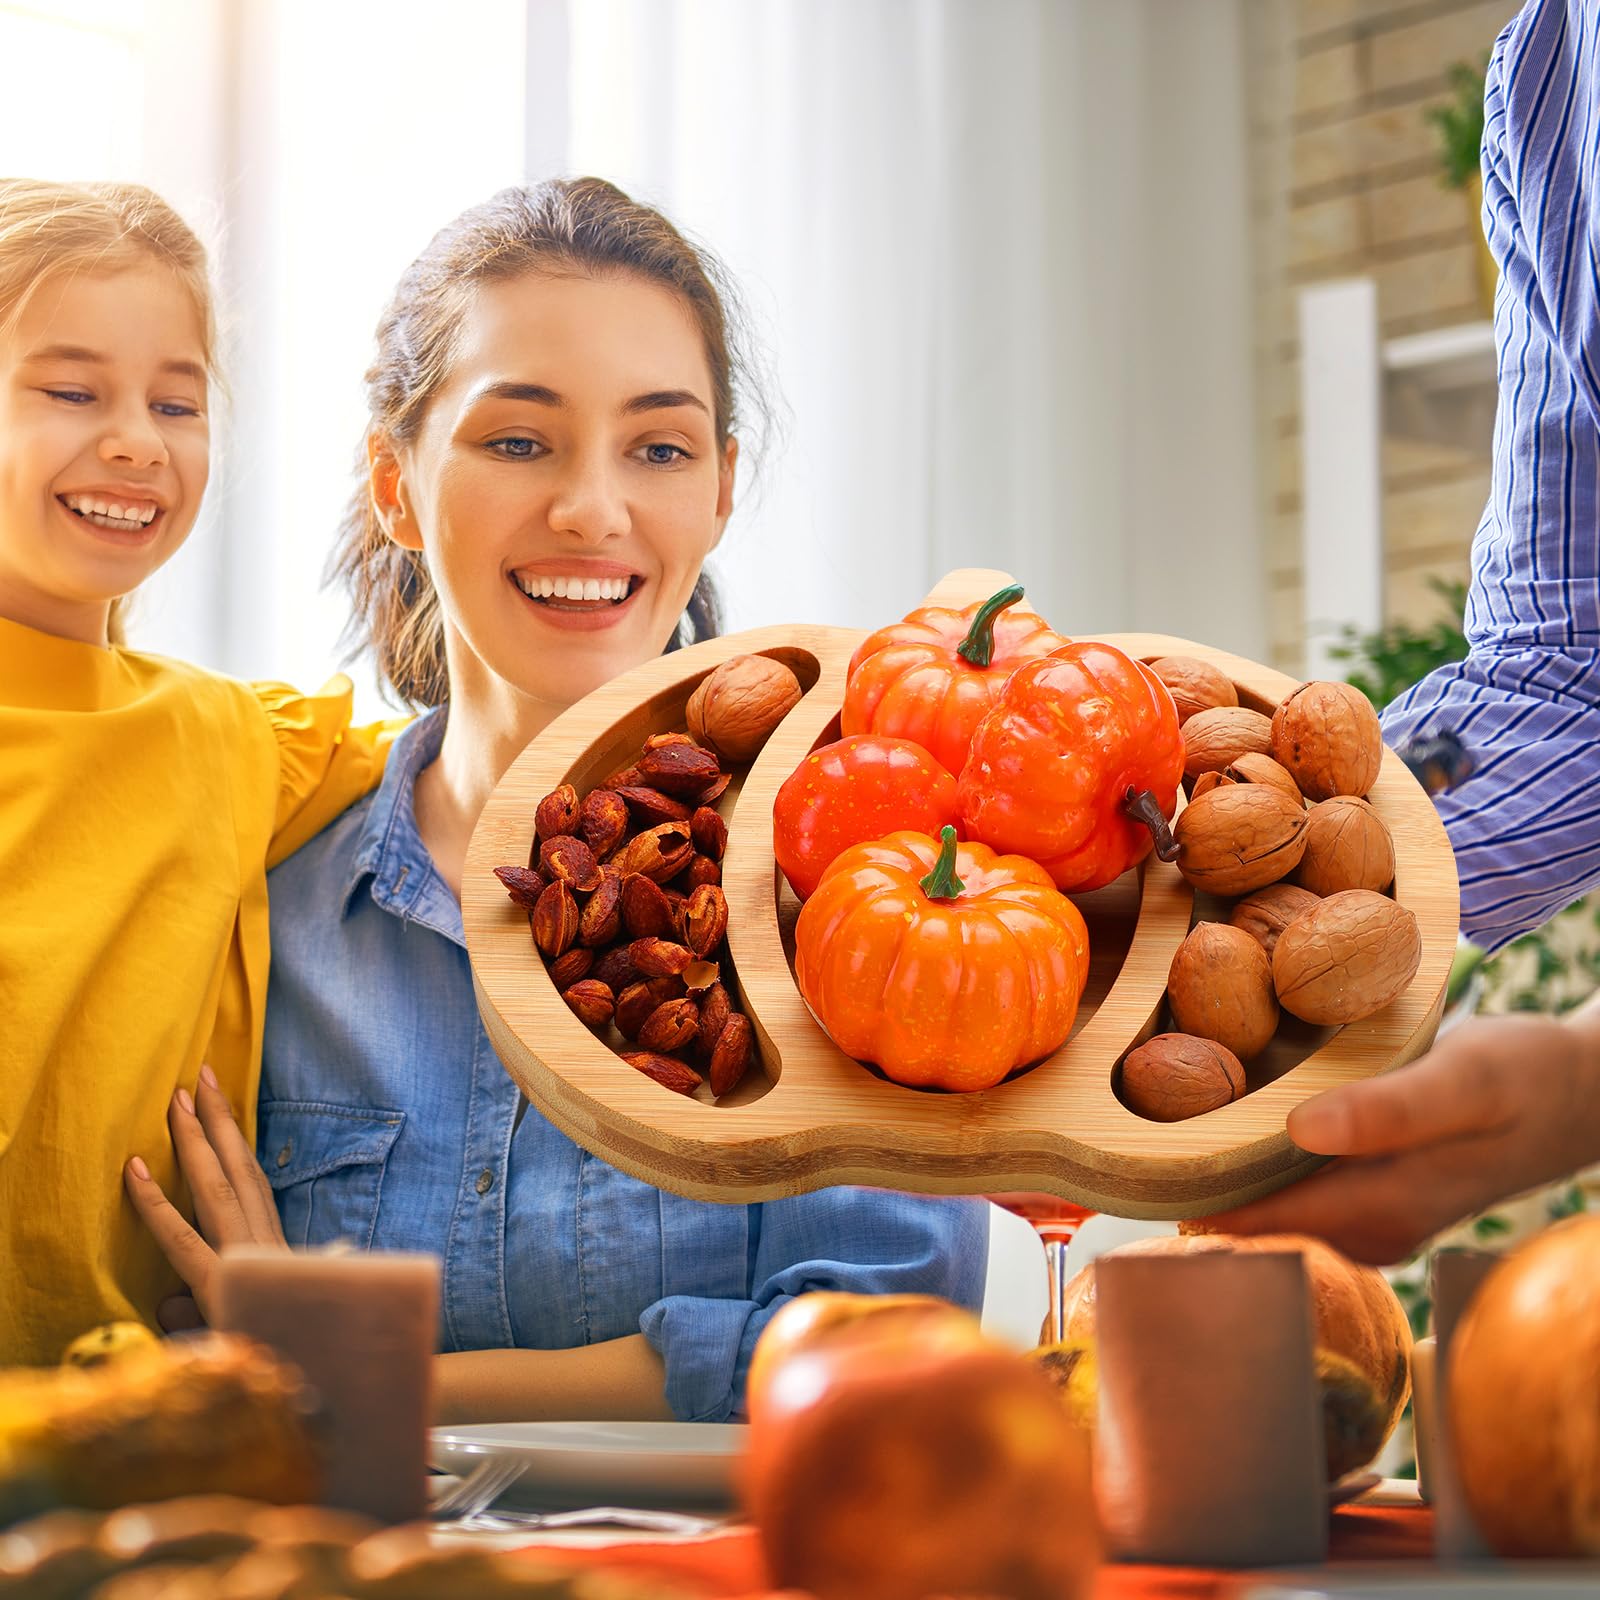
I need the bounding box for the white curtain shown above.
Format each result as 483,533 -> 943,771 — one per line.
561,0 -> 1267,655
10,1 -> 1268,699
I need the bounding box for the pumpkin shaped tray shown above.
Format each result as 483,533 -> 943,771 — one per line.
462,569 -> 1459,1216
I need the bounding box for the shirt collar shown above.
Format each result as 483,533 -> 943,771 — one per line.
341,706 -> 465,946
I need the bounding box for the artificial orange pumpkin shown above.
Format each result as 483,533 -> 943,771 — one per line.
743,1332 -> 1098,1600
1060,1232 -> 1411,1480
841,584 -> 1072,777
958,640 -> 1185,892
794,826 -> 1090,1091
745,1292 -> 984,1427
1449,1214 -> 1600,1556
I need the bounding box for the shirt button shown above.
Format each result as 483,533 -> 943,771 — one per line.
475,1168 -> 495,1195
276,1142 -> 292,1169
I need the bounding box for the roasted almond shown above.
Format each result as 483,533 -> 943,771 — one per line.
709,1013 -> 753,1097
591,945 -> 640,993
630,937 -> 694,978
535,784 -> 581,841
621,1051 -> 703,1096
531,880 -> 579,958
639,996 -> 701,1053
578,871 -> 623,947
680,854 -> 722,890
690,807 -> 728,861
549,947 -> 595,990
620,822 -> 694,883
621,874 -> 675,940
579,788 -> 630,859
562,979 -> 614,1029
493,864 -> 547,910
681,884 -> 729,958
694,773 -> 732,806
539,834 -> 603,893
637,742 -> 722,797
616,976 -> 684,1039
644,731 -> 698,751
696,982 -> 733,1061
614,785 -> 693,826
600,764 -> 645,791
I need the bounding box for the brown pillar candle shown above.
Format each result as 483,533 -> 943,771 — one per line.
216,1248 -> 440,1524
1094,1249 -> 1328,1567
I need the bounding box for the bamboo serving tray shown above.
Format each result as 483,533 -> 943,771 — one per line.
462,569 -> 1460,1217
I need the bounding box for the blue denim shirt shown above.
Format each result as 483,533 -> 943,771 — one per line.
261,710 -> 988,1422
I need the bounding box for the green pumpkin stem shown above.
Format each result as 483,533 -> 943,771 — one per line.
955,584 -> 1026,668
919,826 -> 966,899
1123,787 -> 1180,863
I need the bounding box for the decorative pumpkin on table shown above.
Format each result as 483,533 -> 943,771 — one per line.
1449,1214 -> 1600,1557
958,638 -> 1186,894
1048,1232 -> 1411,1481
841,584 -> 1073,777
793,826 -> 1090,1092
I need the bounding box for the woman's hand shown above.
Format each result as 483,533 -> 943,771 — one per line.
1198,1007 -> 1600,1264
124,1064 -> 288,1327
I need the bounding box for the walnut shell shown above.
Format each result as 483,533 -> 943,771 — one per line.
1295,795 -> 1395,897
1272,889 -> 1422,1024
686,654 -> 804,762
1229,883 -> 1321,960
1174,785 -> 1308,896
1149,656 -> 1238,726
1270,681 -> 1384,800
1188,770 -> 1233,801
1181,706 -> 1274,784
1119,1034 -> 1246,1122
1167,922 -> 1279,1060
1225,752 -> 1304,809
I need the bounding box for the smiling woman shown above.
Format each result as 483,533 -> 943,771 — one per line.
126,178 -> 992,1429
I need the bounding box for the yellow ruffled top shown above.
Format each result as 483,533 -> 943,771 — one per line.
0,616 -> 403,1364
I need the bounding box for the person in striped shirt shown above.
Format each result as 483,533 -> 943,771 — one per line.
1209,0 -> 1600,1262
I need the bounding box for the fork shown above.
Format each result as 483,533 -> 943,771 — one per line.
459,1505 -> 728,1535
429,1453 -> 526,1520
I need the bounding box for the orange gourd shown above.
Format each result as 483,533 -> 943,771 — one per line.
793,827 -> 1090,1092
841,585 -> 1072,777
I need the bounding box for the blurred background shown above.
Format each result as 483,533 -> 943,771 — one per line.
0,0 -> 1511,709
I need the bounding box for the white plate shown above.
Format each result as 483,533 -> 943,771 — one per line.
430,1421 -> 748,1510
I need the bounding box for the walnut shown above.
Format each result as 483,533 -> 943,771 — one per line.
686,654 -> 804,762
1174,785 -> 1308,896
1149,656 -> 1238,726
1166,922 -> 1279,1060
1229,883 -> 1321,960
1224,752 -> 1304,809
1272,889 -> 1422,1024
1295,796 -> 1395,897
1119,1033 -> 1246,1122
1270,681 -> 1384,800
1181,706 -> 1274,784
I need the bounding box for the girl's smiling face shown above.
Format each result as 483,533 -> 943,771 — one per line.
377,270 -> 735,713
0,264 -> 209,643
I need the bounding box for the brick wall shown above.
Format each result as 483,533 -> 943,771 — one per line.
1262,0 -> 1522,674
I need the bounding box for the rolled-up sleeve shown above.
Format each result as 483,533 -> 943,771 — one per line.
639,1189 -> 990,1423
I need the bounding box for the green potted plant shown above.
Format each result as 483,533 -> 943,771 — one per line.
1425,56 -> 1496,318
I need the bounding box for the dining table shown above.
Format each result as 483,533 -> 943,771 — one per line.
436,1479 -> 1444,1599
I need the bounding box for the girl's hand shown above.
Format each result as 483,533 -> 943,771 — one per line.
1197,1011 -> 1600,1264
124,1064 -> 288,1326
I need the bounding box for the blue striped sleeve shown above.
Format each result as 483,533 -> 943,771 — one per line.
1379,0 -> 1600,953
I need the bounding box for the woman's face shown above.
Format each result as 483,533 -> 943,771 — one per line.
383,270 -> 735,713
0,264 -> 209,643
